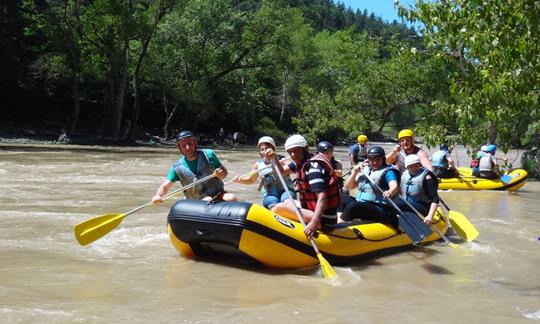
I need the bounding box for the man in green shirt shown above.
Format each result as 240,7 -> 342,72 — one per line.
152,130 -> 236,203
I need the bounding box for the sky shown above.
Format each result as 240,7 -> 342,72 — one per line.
335,0 -> 418,24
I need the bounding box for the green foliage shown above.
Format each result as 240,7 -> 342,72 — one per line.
399,0 -> 540,150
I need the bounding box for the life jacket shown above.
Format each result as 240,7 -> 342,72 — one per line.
355,144 -> 368,162
479,153 -> 494,172
401,167 -> 431,205
256,159 -> 292,197
295,153 -> 341,215
173,150 -> 224,199
396,146 -> 421,172
431,150 -> 449,168
356,165 -> 399,202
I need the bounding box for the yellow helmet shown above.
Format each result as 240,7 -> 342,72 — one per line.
397,129 -> 414,140
357,134 -> 368,144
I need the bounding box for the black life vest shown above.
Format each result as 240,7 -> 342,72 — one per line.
295,153 -> 341,212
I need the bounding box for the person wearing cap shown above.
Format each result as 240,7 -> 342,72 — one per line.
341,146 -> 400,228
348,134 -> 369,168
397,154 -> 439,224
152,130 -> 236,204
476,144 -> 499,179
232,136 -> 294,209
386,129 -> 432,173
270,135 -> 341,238
431,144 -> 458,178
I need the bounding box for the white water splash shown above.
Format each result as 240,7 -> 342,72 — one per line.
517,307 -> 540,320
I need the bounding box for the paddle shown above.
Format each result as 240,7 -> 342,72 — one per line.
222,164 -> 272,186
74,173 -> 217,246
361,170 -> 432,244
398,198 -> 458,248
439,197 -> 479,242
270,159 -> 337,279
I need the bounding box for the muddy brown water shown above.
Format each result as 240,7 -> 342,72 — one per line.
0,144 -> 538,323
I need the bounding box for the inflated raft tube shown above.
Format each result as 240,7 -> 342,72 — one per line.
167,200 -> 448,269
438,167 -> 528,191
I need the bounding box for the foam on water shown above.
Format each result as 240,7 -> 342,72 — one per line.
518,307 -> 540,320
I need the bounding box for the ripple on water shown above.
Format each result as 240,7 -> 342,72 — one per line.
517,307 -> 540,320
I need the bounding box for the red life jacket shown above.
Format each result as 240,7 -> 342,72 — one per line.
295,153 -> 341,212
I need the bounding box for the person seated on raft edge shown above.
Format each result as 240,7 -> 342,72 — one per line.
340,146 -> 400,229
396,154 -> 439,224
232,136 -> 295,209
474,144 -> 500,179
152,130 -> 237,204
386,129 -> 432,173
348,134 -> 369,168
431,143 -> 459,179
269,134 -> 341,239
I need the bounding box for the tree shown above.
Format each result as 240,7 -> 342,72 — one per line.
399,0 -> 540,150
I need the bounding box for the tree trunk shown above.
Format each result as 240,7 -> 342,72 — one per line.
487,121 -> 497,145
111,39 -> 130,140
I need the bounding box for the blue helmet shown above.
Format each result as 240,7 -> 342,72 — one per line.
176,130 -> 195,142
486,144 -> 496,154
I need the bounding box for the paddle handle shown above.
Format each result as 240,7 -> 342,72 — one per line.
438,197 -> 451,211
270,159 -> 322,255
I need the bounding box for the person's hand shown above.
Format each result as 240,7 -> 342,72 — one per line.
152,194 -> 163,204
392,144 -> 400,154
232,176 -> 240,183
353,163 -> 364,172
214,167 -> 226,179
424,215 -> 433,225
304,219 -> 319,239
382,190 -> 392,199
263,148 -> 276,160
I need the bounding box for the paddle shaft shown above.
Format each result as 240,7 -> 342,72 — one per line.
361,169 -> 431,242
270,160 -> 323,254
399,198 -> 455,246
118,173 -> 218,217
222,164 -> 272,186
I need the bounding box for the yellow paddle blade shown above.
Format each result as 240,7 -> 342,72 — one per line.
317,253 -> 337,279
74,213 -> 126,246
448,210 -> 479,242
447,242 -> 460,249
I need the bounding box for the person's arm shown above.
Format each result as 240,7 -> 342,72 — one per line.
386,145 -> 400,164
232,162 -> 259,185
446,154 -> 455,169
381,180 -> 399,198
344,164 -> 362,189
418,149 -> 433,171
152,180 -> 174,204
348,144 -> 359,167
333,160 -> 343,178
206,149 -> 228,179
423,174 -> 439,223
304,190 -> 327,238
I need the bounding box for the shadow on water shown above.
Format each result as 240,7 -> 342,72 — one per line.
407,247 -> 454,275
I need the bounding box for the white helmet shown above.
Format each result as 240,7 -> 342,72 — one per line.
405,154 -> 421,168
480,145 -> 489,152
257,136 -> 276,149
284,134 -> 308,151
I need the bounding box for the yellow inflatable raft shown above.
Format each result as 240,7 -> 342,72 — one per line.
167,200 -> 448,269
438,167 -> 528,191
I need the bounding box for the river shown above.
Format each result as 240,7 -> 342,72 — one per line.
0,143 -> 538,323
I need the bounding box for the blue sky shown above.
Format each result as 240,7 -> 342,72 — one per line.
335,0 -> 418,23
